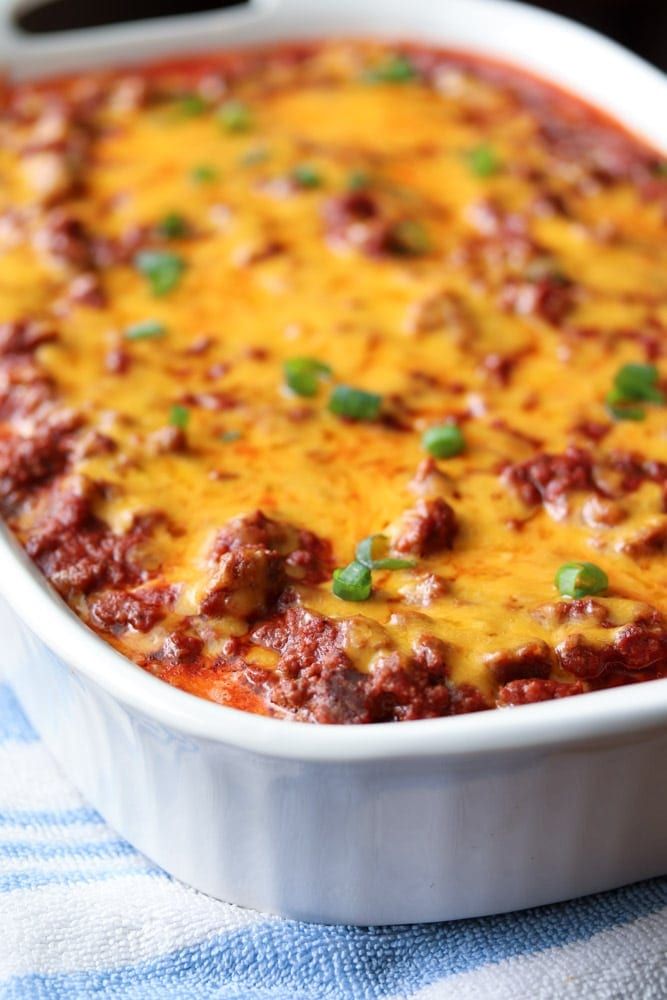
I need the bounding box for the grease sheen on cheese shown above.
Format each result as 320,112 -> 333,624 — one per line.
1,41 -> 666,723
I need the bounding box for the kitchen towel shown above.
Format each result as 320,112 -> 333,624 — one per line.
1,680 -> 666,1000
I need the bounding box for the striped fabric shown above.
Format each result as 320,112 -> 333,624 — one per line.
1,682 -> 666,1000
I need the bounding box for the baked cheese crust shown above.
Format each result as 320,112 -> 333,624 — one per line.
1,42 -> 666,722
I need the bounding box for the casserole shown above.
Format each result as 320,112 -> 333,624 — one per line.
2,0 -> 667,923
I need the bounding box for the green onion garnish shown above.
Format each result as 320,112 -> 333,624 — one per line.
332,561 -> 372,601
364,54 -> 417,84
135,250 -> 186,297
347,169 -> 372,192
176,93 -> 208,118
328,385 -> 382,421
390,219 -> 430,256
613,363 -> 664,404
555,562 -> 608,599
355,534 -> 415,571
190,164 -> 219,184
240,146 -> 270,167
292,164 -> 322,189
422,424 -> 465,459
169,404 -> 190,430
466,145 -> 502,178
605,391 -> 647,422
124,320 -> 167,341
284,357 -> 331,397
218,99 -> 252,133
605,363 -> 664,421
157,212 -> 188,239
219,429 -> 242,443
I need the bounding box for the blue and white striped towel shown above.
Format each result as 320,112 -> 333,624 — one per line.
1,680 -> 667,1000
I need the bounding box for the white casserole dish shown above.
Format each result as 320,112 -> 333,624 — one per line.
2,0 -> 667,925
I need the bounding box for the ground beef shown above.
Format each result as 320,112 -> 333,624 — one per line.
498,275 -> 576,326
556,618 -> 667,680
63,272 -> 107,310
606,452 -> 667,497
532,598 -> 611,628
152,629 -> 205,667
0,320 -> 58,356
617,519 -> 667,558
211,510 -> 334,596
322,192 -> 428,259
498,678 -> 587,706
484,640 -> 554,685
89,584 -> 177,633
251,607 -> 488,724
200,546 -> 286,620
393,497 -> 458,557
0,410 -> 81,514
24,478 -> 153,597
503,447 -> 596,507
34,210 -> 94,270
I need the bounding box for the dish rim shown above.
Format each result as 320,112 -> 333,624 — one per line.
2,0 -> 667,762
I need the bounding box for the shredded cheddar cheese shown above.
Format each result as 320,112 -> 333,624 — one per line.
1,41 -> 666,722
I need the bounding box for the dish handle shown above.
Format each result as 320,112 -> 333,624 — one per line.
0,0 -> 302,76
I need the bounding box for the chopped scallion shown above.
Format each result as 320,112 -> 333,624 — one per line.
169,404 -> 190,430
284,357 -> 332,397
292,164 -> 322,189
176,93 -> 208,117
466,144 -> 502,178
124,320 -> 167,341
555,561 -> 608,599
364,54 -> 417,84
218,99 -> 252,133
332,561 -> 373,601
613,363 -> 664,404
389,219 -> 430,256
157,212 -> 188,239
240,146 -> 270,167
190,164 -> 219,184
422,424 -> 465,459
135,250 -> 186,297
355,534 -> 415,571
347,169 -> 372,192
328,385 -> 382,421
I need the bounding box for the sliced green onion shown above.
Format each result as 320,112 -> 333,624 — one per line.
169,404 -> 190,430
284,357 -> 332,397
176,93 -> 208,117
219,429 -> 242,443
292,164 -> 322,189
332,561 -> 372,601
328,385 -> 382,421
364,54 -> 417,84
157,212 -> 188,239
190,164 -> 219,184
466,144 -> 502,178
135,250 -> 186,297
347,169 -> 372,192
422,424 -> 465,459
124,320 -> 167,341
355,534 -> 415,571
390,219 -> 430,256
612,363 -> 664,404
605,391 -> 646,422
555,561 -> 608,599
240,146 -> 270,167
218,99 -> 252,133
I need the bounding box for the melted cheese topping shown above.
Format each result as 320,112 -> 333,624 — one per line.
2,42 -> 667,720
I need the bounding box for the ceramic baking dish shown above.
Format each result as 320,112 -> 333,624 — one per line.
2,0 -> 667,925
